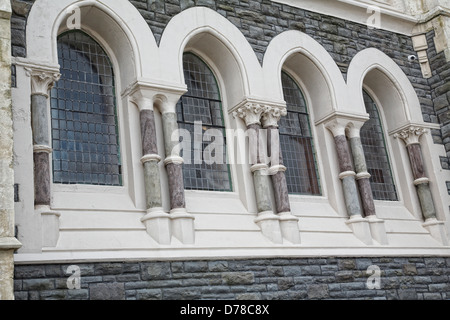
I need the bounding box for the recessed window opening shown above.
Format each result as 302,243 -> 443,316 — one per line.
51,31 -> 122,186
176,52 -> 232,192
280,71 -> 321,195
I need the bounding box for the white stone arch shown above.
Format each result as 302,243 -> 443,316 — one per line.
347,48 -> 423,129
158,6 -> 264,109
347,48 -> 449,224
263,30 -> 349,123
26,0 -> 159,88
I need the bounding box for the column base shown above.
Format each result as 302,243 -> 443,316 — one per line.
141,208 -> 171,245
254,211 -> 283,244
345,215 -> 373,245
36,205 -> 60,248
367,215 -> 389,245
278,212 -> 301,244
423,218 -> 449,246
170,208 -> 195,245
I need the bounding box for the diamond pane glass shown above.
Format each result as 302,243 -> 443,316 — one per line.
360,91 -> 397,201
51,31 -> 122,186
279,72 -> 321,195
177,53 -> 232,192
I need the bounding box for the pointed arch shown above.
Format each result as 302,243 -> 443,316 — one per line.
159,6 -> 264,108
347,48 -> 424,131
263,30 -> 348,122
26,0 -> 159,88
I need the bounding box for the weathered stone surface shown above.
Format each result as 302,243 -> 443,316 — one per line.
406,144 -> 426,180
33,152 -> 50,206
31,94 -> 49,146
416,183 -> 437,220
143,160 -> 162,209
89,282 -> 125,300
252,169 -> 273,213
307,284 -> 329,299
11,257 -> 450,300
342,175 -> 362,217
140,109 -> 158,156
357,177 -> 376,217
222,272 -> 255,285
166,163 -> 186,209
271,171 -> 290,214
334,135 -> 353,173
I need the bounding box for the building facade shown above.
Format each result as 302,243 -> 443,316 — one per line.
1,0 -> 450,300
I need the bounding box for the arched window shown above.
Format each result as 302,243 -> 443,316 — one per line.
176,53 -> 232,192
279,71 -> 321,195
50,31 -> 122,186
360,90 -> 397,201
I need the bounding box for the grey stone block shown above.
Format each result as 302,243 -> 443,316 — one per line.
222,272 -> 255,285
89,282 -> 125,300
307,284 -> 329,299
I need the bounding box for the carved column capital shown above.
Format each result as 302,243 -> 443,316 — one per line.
232,103 -> 265,127
324,118 -> 348,137
130,94 -> 154,112
261,105 -> 287,128
394,126 -> 427,146
25,67 -> 61,97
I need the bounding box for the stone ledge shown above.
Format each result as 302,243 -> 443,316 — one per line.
0,237 -> 22,250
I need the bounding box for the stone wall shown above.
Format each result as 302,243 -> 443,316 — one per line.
426,29 -> 450,160
13,257 -> 450,300
0,0 -> 19,301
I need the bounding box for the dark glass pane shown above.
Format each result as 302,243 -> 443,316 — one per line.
51,31 -> 122,186
280,72 -> 321,195
177,53 -> 232,192
360,91 -> 397,201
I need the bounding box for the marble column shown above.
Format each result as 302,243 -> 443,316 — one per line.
394,126 -> 448,245
25,67 -> 61,247
325,119 -> 372,245
131,92 -> 171,244
158,95 -> 195,245
347,123 -> 388,245
262,105 -> 301,244
233,103 -> 283,244
0,0 -> 21,300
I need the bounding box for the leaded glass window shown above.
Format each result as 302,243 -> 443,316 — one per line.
51,31 -> 122,186
176,53 -> 232,191
279,71 -> 321,195
360,90 -> 397,201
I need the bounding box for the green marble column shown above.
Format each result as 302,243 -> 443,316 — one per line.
394,126 -> 447,245
233,102 -> 283,244
159,95 -> 195,245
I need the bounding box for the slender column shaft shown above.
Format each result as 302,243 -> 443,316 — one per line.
248,123 -> 272,213
407,143 -> 436,220
161,111 -> 186,210
349,135 -> 376,217
31,94 -> 52,206
140,109 -> 158,156
406,144 -> 426,180
334,134 -> 363,217
394,127 -> 437,221
266,125 -> 290,214
139,109 -> 162,210
26,68 -> 60,207
31,97 -> 51,206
